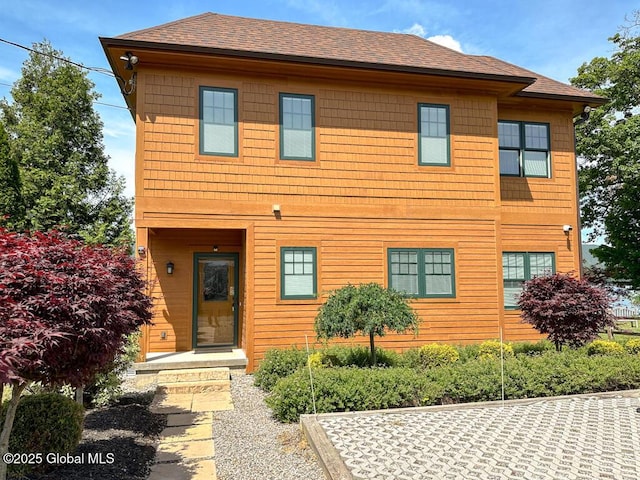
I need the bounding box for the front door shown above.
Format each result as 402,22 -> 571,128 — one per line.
193,253 -> 239,348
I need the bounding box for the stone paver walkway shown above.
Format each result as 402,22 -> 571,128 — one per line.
148,367 -> 233,480
302,390 -> 640,480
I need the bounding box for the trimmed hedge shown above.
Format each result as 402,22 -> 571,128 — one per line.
264,349 -> 640,422
253,347 -> 308,392
266,367 -> 442,423
586,339 -> 626,356
254,345 -> 399,392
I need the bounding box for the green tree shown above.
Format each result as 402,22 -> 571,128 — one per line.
0,122 -> 24,228
0,41 -> 132,248
314,283 -> 419,365
571,12 -> 640,287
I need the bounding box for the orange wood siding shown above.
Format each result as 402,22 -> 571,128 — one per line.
251,217 -> 501,362
500,224 -> 580,341
139,70 -> 498,207
146,229 -> 244,352
133,63 -> 581,370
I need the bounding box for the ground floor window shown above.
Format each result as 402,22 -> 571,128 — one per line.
280,247 -> 317,299
388,248 -> 455,298
503,252 -> 555,308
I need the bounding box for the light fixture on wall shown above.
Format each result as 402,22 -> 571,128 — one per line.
119,52 -> 139,70
137,246 -> 146,256
166,261 -> 174,275
563,225 -> 573,235
116,51 -> 138,96
213,245 -> 219,252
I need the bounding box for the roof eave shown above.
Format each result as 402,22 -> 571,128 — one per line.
515,91 -> 609,106
99,37 -> 537,87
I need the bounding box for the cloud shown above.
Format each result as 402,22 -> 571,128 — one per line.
402,23 -> 427,37
397,23 -> 463,52
426,34 -> 462,53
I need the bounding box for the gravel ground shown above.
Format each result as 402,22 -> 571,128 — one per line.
212,372 -> 325,480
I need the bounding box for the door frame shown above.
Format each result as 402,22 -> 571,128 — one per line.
192,252 -> 240,348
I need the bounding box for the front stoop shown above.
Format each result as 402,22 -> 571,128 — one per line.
148,367 -> 233,480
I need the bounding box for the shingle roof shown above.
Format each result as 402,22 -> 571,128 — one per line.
108,12 -> 604,103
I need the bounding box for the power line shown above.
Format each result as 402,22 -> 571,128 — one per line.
0,37 -> 115,78
94,101 -> 130,111
0,40 -> 130,111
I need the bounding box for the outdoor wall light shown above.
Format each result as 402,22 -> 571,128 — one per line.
272,204 -> 281,213
119,52 -> 139,70
137,246 -> 146,256
563,225 -> 573,234
213,245 -> 219,252
166,261 -> 174,275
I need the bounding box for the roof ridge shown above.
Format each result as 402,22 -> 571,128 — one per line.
115,11 -> 216,39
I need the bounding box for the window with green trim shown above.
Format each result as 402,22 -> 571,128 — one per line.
280,247 -> 317,299
418,104 -> 450,166
280,94 -> 315,160
503,252 -> 555,308
499,121 -> 550,177
200,87 -> 238,156
388,248 -> 455,298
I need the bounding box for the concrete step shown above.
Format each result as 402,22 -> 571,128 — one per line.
157,367 -> 230,384
157,379 -> 231,395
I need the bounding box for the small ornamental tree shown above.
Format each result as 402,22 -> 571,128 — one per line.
0,229 -> 152,480
314,283 -> 419,365
518,272 -> 614,351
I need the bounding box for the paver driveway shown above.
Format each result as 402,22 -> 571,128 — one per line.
302,390 -> 640,480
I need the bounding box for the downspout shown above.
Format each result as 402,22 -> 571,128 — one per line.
572,106 -> 591,278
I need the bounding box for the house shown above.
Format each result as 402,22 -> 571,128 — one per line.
100,13 -> 606,371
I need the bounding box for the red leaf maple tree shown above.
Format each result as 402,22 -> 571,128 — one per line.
0,229 -> 152,479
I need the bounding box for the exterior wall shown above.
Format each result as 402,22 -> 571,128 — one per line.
133,64 -> 581,370
144,229 -> 244,353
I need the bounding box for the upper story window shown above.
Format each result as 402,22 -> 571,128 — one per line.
200,87 -> 238,156
388,248 -> 456,298
418,104 -> 450,166
503,252 -> 555,308
280,247 -> 317,300
499,121 -> 550,177
280,93 -> 315,161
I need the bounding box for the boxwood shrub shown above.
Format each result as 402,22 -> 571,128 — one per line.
586,339 -> 626,356
253,347 -> 308,392
1,393 -> 84,476
266,367 -> 443,423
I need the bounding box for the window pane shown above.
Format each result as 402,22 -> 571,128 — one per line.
424,249 -> 454,296
420,137 -> 448,165
524,124 -> 548,149
498,122 -> 520,148
499,150 -> 520,175
503,253 -> 525,280
524,151 -> 549,177
284,275 -> 313,296
281,95 -> 314,159
201,88 -> 236,155
390,250 -> 419,295
426,274 -> 452,295
203,124 -> 235,155
529,253 -> 554,277
282,248 -> 315,298
504,280 -> 523,308
283,129 -> 313,158
391,274 -> 419,295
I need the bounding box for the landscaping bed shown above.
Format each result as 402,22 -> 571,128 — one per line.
257,341 -> 640,422
13,392 -> 165,480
